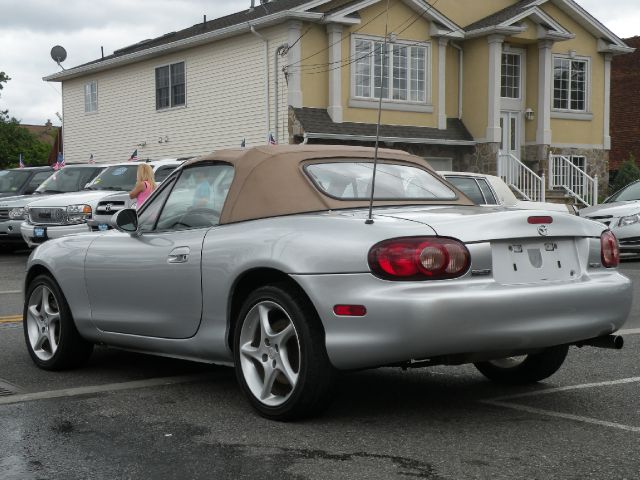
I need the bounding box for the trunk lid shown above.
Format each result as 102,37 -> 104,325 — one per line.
375,205 -> 603,243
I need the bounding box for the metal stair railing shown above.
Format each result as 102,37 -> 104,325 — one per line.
497,152 -> 545,202
548,154 -> 598,207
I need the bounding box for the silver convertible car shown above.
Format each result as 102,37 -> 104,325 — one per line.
23,145 -> 631,420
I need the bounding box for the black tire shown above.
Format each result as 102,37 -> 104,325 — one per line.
233,283 -> 334,421
23,274 -> 93,370
474,345 -> 569,385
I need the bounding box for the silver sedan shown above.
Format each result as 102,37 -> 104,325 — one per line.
23,145 -> 632,420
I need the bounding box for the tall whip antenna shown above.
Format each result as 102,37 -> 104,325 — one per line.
366,0 -> 391,225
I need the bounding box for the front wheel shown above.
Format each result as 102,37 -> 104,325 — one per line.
474,345 -> 569,385
233,284 -> 334,421
24,274 -> 93,370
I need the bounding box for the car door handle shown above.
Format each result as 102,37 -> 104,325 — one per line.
168,246 -> 190,264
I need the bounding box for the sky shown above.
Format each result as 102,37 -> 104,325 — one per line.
1,0 -> 639,126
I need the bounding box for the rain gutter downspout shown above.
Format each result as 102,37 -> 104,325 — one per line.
250,25 -> 270,137
275,43 -> 289,143
451,41 -> 463,119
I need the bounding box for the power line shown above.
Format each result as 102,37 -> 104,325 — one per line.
285,0 -> 403,69
287,0 -> 445,76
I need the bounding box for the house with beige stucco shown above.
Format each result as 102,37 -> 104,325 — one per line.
45,0 -> 633,205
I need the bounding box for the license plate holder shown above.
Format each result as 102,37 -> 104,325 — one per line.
98,223 -> 109,231
33,226 -> 47,239
492,239 -> 580,284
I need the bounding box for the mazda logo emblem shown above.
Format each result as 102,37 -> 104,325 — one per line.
105,203 -> 112,212
537,225 -> 548,236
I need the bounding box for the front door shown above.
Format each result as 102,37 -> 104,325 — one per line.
500,111 -> 521,159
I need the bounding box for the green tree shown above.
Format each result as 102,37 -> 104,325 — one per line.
0,72 -> 54,169
610,155 -> 640,195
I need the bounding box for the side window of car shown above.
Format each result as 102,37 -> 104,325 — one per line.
138,177 -> 176,233
25,171 -> 53,193
155,164 -> 234,232
154,166 -> 176,183
445,177 -> 485,205
476,179 -> 498,205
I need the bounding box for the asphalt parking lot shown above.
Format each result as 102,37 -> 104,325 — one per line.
2,251 -> 640,479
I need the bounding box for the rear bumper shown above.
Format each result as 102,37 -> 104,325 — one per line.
292,271 -> 632,370
21,222 -> 91,248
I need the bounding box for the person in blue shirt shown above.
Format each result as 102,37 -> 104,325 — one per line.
193,169 -> 211,208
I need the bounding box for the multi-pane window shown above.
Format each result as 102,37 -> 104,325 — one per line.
354,38 -> 428,103
553,57 -> 587,111
155,62 -> 186,110
84,81 -> 97,113
501,53 -> 521,98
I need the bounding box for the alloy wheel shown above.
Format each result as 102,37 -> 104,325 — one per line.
238,301 -> 301,407
26,285 -> 61,361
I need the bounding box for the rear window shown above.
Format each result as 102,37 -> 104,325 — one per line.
305,162 -> 456,200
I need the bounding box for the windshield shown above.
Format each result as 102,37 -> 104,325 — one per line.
87,165 -> 139,191
0,170 -> 30,193
605,182 -> 640,203
305,162 -> 457,200
36,166 -> 105,193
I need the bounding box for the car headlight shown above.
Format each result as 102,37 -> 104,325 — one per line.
618,214 -> 640,227
8,207 -> 26,220
66,204 -> 92,224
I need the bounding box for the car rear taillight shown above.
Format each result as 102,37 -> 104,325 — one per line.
368,237 -> 471,281
601,230 -> 620,268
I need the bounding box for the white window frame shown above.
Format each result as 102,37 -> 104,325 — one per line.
501,52 -> 522,100
84,80 -> 98,113
552,54 -> 591,115
349,34 -> 432,113
155,60 -> 187,111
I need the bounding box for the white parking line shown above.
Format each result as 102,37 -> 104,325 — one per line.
481,376 -> 640,433
483,400 -> 640,433
619,328 -> 640,335
0,373 -> 209,406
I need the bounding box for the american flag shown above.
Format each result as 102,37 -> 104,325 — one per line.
267,132 -> 277,145
129,149 -> 138,161
19,153 -> 25,168
89,153 -> 96,164
53,152 -> 65,171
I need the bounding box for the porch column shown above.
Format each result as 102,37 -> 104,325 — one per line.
537,40 -> 554,145
327,23 -> 343,123
438,37 -> 448,130
603,53 -> 612,150
287,21 -> 303,108
486,35 -> 504,142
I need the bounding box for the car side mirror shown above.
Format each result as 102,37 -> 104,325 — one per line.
112,208 -> 139,234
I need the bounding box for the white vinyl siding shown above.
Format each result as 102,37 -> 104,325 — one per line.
84,81 -> 97,113
61,25 -> 289,164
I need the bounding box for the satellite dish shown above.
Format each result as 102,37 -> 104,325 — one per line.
50,45 -> 67,65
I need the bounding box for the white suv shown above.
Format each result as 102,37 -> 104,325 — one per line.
21,159 -> 184,247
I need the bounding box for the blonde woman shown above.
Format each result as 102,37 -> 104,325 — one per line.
128,163 -> 156,208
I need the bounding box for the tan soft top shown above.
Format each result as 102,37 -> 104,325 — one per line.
186,145 -> 473,224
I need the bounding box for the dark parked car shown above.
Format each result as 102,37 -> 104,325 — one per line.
0,166 -> 54,198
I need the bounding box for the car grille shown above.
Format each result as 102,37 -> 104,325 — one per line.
96,200 -> 126,216
0,209 -> 8,221
619,237 -> 640,247
29,207 -> 66,225
585,215 -> 613,227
